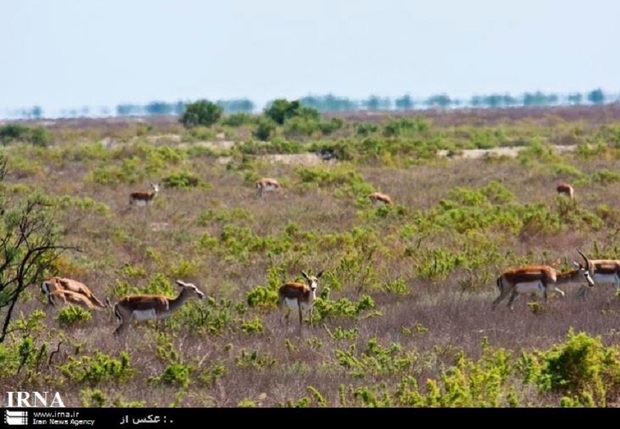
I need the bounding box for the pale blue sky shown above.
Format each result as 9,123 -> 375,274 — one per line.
1,0 -> 618,116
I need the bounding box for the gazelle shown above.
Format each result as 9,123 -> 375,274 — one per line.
492,264 -> 595,310
129,183 -> 160,207
256,178 -> 282,198
41,277 -> 109,310
556,182 -> 574,199
278,270 -> 324,326
47,289 -> 108,311
368,192 -> 392,205
574,249 -> 620,296
112,279 -> 205,336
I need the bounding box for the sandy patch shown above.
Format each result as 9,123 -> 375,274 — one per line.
438,145 -> 577,159
260,153 -> 325,166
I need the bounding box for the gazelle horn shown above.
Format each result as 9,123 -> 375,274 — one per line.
577,249 -> 592,271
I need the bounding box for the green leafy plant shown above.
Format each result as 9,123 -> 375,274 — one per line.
60,351 -> 135,386
56,305 -> 93,326
180,100 -> 223,128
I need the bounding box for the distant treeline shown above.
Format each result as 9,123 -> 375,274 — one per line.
5,88 -> 617,120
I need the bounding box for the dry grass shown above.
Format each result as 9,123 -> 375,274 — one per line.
2,105 -> 620,407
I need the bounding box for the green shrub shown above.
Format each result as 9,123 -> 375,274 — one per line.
521,329 -> 620,406
80,388 -> 107,407
150,363 -> 192,388
356,122 -> 379,137
180,100 -> 223,128
240,317 -> 264,335
221,113 -> 255,127
282,116 -> 320,138
161,171 -> 206,189
246,285 -> 277,310
253,118 -> 277,141
0,124 -> 50,147
264,99 -> 319,125
56,305 -> 92,327
61,351 -> 135,386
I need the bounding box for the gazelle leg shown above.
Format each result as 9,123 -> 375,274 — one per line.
507,289 -> 518,310
281,307 -> 290,326
491,291 -> 507,310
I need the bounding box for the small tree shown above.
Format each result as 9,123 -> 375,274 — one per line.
587,89 -> 605,105
0,191 -> 75,343
180,100 -> 223,128
264,99 -> 300,125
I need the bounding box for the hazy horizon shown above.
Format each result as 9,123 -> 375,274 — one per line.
1,0 -> 618,117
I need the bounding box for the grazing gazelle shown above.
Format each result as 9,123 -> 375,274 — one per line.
556,182 -> 574,199
278,270 -> 324,326
574,249 -> 620,296
368,192 -> 392,205
112,280 -> 205,336
256,178 -> 282,198
129,183 -> 160,207
492,264 -> 594,310
41,277 -> 109,310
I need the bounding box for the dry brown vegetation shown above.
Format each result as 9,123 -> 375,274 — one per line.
2,104 -> 620,408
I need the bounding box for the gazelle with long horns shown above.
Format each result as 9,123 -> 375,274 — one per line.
574,249 -> 620,296
492,262 -> 595,310
278,270 -> 324,326
112,280 -> 205,336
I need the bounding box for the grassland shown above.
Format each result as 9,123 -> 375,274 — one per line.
2,104 -> 620,407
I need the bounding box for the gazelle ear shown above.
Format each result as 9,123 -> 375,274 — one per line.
316,270 -> 324,278
572,261 -> 581,268
301,271 -> 309,279
176,280 -> 191,288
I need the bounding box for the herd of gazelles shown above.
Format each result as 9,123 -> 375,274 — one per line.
40,179 -> 606,335
40,272 -> 324,335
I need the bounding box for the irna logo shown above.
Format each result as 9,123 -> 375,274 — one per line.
5,391 -> 65,408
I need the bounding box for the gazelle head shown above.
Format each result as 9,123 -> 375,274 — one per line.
41,279 -> 54,296
175,279 -> 205,300
572,250 -> 596,288
302,270 -> 324,296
